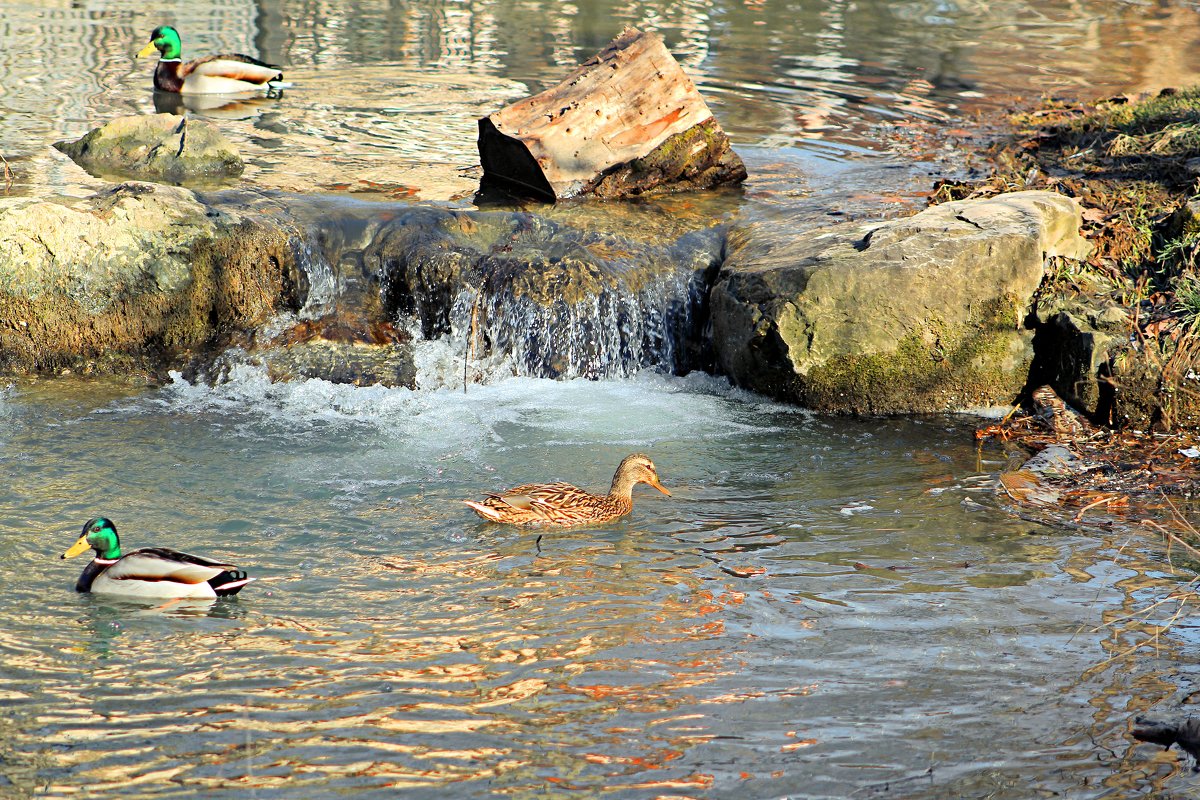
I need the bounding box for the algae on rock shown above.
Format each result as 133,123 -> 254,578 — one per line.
0,183 -> 297,377
710,190 -> 1092,413
54,114 -> 244,184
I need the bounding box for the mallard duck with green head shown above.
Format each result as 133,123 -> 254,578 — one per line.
464,453 -> 671,527
136,25 -> 286,95
61,517 -> 253,598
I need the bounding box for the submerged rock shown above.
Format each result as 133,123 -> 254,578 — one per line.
0,183 -> 297,377
226,313 -> 416,388
54,114 -> 244,184
710,190 -> 1092,413
1132,716 -> 1200,765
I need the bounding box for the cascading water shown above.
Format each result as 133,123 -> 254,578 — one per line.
423,241 -> 720,386
209,201 -> 726,390
370,208 -> 725,388
466,250 -> 713,380
291,235 -> 338,319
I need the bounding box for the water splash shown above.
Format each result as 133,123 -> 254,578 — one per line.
157,365 -> 797,444
409,258 -> 714,389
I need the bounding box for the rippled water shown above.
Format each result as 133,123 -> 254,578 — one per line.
6,1 -> 1200,797
0,371 -> 1196,798
6,0 -> 1200,206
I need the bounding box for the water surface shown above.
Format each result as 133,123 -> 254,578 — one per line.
5,1 -> 1200,797
6,0 -> 1200,208
0,371 -> 1193,798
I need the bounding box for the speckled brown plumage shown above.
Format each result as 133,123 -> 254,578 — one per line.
464,454 -> 671,527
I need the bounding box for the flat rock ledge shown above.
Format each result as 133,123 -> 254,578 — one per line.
54,114 -> 244,184
710,190 -> 1092,413
0,183 -> 296,378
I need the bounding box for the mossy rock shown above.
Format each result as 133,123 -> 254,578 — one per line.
55,114 -> 243,184
0,183 -> 297,377
711,190 -> 1092,413
588,118 -> 748,199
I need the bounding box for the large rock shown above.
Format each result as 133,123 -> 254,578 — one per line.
54,114 -> 244,184
0,183 -> 297,377
710,190 -> 1092,413
478,28 -> 745,201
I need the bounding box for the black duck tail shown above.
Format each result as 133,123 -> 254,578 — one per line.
208,569 -> 253,596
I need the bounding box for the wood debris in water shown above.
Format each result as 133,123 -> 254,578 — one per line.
976,385 -> 1199,529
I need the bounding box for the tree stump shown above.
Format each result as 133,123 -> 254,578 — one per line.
477,28 -> 746,202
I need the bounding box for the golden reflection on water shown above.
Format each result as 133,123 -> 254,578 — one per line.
1066,535 -> 1199,797
11,390 -> 1200,794
8,0 -> 1200,203
4,536 -> 749,796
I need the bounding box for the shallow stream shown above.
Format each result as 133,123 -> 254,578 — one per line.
2,371 -> 1194,798
5,1 -> 1200,798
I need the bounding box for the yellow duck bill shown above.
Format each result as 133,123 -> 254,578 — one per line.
61,534 -> 92,560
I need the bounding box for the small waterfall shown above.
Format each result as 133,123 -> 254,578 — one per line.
201,213 -> 417,388
291,235 -> 337,320
372,212 -> 724,388
204,202 -> 724,390
458,258 -> 707,380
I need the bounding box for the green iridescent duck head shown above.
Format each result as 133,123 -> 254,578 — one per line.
137,26 -> 183,60
61,517 -> 122,561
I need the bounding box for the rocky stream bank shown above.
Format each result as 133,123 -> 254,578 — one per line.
11,85 -> 1200,432
1,113 -> 1097,414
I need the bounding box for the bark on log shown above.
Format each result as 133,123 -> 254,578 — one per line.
478,28 -> 746,202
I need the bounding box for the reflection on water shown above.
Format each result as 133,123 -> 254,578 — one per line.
1,372 -> 1199,797
6,1 -> 1200,797
150,90 -> 282,119
5,1 -> 1200,203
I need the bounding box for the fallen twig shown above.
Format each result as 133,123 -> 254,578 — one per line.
1073,494 -> 1122,522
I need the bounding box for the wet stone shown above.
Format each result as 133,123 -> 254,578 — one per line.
54,114 -> 244,184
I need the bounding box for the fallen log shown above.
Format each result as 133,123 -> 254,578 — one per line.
477,27 -> 746,202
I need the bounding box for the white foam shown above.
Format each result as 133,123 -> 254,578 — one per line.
158,366 -> 808,451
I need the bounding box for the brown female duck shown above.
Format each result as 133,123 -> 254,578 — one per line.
464,454 -> 670,527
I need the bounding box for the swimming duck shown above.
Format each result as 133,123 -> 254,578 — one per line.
464,453 -> 671,527
61,517 -> 253,598
136,25 -> 285,95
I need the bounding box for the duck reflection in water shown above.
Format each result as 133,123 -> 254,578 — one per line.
153,90 -> 282,120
